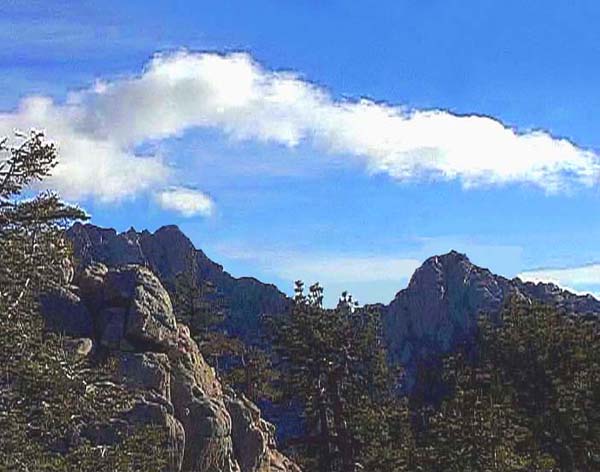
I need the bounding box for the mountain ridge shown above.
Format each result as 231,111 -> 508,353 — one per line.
66,223 -> 600,362
67,223 -> 289,343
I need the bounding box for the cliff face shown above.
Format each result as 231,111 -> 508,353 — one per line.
66,223 -> 290,342
41,262 -> 300,472
381,250 -> 600,366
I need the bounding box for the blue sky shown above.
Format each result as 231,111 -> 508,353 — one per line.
4,1 -> 600,305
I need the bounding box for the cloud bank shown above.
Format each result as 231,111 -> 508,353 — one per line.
1,50 -> 599,207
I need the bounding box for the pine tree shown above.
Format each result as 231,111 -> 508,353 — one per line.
270,281 -> 414,472
412,299 -> 600,471
171,249 -> 224,340
0,132 -> 169,471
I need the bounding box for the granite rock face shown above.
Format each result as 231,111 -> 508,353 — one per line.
67,223 -> 290,343
225,392 -> 302,472
43,261 -> 300,472
380,250 -> 600,366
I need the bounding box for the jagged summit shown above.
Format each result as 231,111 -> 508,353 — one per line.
156,223 -> 184,232
406,250 -> 478,290
382,250 -> 600,366
67,224 -> 600,369
67,223 -> 289,342
425,249 -> 468,261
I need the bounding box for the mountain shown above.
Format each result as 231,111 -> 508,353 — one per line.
67,224 -> 600,371
380,250 -> 600,367
67,223 -> 289,343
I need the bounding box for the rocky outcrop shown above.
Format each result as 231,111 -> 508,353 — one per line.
380,250 -> 600,367
66,223 -> 289,344
225,391 -> 301,472
41,262 -> 300,472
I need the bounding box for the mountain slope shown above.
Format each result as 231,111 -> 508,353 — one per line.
380,250 -> 600,366
67,223 -> 289,343
67,224 -> 600,370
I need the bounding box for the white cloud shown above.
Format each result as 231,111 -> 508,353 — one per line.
519,264 -> 600,289
2,50 -> 599,204
73,50 -> 600,192
0,96 -> 170,202
154,187 -> 214,217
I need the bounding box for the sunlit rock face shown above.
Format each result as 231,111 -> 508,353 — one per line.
380,250 -> 600,367
41,261 -> 300,472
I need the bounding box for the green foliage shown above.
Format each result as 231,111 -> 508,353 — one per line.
0,132 -> 169,471
221,343 -> 281,402
0,132 -> 86,310
171,250 -> 224,339
270,281 -> 414,472
0,315 -> 169,471
414,300 -> 600,471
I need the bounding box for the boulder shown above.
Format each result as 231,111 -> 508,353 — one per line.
225,391 -> 302,472
74,262 -> 108,311
62,337 -> 93,359
226,393 -> 270,472
45,257 -> 301,472
97,265 -> 178,351
115,352 -> 171,402
125,267 -> 178,350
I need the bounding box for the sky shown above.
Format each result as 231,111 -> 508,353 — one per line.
4,0 -> 600,305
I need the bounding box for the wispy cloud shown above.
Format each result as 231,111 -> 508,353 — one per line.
1,50 -> 599,206
519,264 -> 600,289
215,244 -> 421,283
155,187 -> 214,217
276,255 -> 421,284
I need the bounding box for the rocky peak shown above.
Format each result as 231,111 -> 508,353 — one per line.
382,250 -> 600,367
406,250 -> 486,294
66,223 -> 289,344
